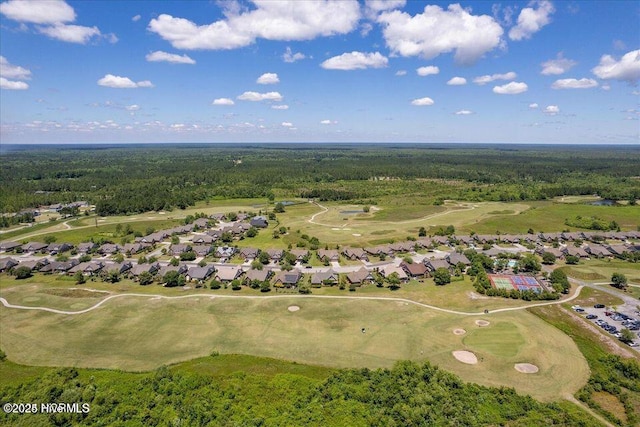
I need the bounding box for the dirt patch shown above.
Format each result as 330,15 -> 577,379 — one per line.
453,329 -> 466,335
452,350 -> 478,364
288,305 -> 300,312
475,319 -> 490,327
468,292 -> 490,300
514,363 -> 539,373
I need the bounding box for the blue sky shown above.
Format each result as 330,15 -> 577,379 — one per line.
1,0 -> 638,144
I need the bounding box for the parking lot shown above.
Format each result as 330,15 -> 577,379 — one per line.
572,304 -> 640,351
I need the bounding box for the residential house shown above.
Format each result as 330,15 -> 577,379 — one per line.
310,269 -> 339,286
0,257 -> 19,272
249,216 -> 268,228
191,234 -> 215,245
77,242 -> 98,253
562,246 -> 590,258
0,241 -> 21,252
317,249 -> 339,262
214,265 -> 243,283
401,261 -> 428,278
169,244 -> 191,256
537,247 -> 564,259
346,267 -> 375,285
46,242 -> 73,254
40,259 -> 78,274
215,246 -> 236,259
99,243 -> 121,255
607,245 -> 632,257
19,259 -> 48,271
244,268 -> 272,284
239,247 -> 260,260
105,261 -> 133,275
266,249 -> 284,262
342,247 -> 368,261
447,252 -> 471,267
21,242 -> 48,253
69,261 -> 104,276
380,265 -> 408,282
290,249 -> 310,261
157,264 -> 188,278
193,217 -> 210,229
586,244 -> 612,258
192,245 -> 212,257
424,258 -> 451,273
186,265 -> 215,283
123,243 -> 147,255
273,270 -> 302,288
130,263 -> 160,278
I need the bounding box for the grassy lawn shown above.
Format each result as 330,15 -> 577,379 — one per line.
0,293 -> 587,402
560,259 -> 640,284
466,201 -> 640,234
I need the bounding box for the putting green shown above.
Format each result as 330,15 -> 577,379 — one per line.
463,321 -> 526,357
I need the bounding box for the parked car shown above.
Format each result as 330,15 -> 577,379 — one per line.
594,304 -> 605,309
586,314 -> 598,320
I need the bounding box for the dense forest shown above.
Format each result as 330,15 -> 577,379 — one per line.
0,359 -> 600,426
1,144 -> 639,216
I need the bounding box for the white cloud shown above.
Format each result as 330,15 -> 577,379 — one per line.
416,66 -> 439,76
0,56 -> 31,80
148,1 -> 361,50
395,70 -> 407,76
125,104 -> 140,111
97,74 -> 154,89
411,97 -> 434,106
378,4 -> 503,65
237,91 -> 283,102
473,71 -> 516,85
544,105 -> 560,114
592,50 -> 640,82
455,110 -> 473,115
282,46 -> 306,63
364,0 -> 406,18
529,103 -> 539,108
281,122 -> 294,127
0,76 -> 28,90
601,83 -> 611,91
551,78 -> 598,89
38,23 -> 101,44
447,76 -> 467,85
541,53 -> 576,75
493,82 -> 528,94
0,0 -> 75,24
320,119 -> 338,124
132,14 -> 141,22
257,72 -> 279,84
212,98 -> 235,105
508,0 -> 555,41
145,50 -> 196,64
321,51 -> 388,70
271,104 -> 289,110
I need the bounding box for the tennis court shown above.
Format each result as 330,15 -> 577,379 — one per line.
488,274 -> 543,293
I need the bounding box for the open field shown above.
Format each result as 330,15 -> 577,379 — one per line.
0,291 -> 587,401
559,260 -> 640,284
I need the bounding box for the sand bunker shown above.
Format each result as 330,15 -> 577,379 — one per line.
475,320 -> 490,327
352,233 -> 362,237
514,363 -> 539,373
331,228 -> 341,231
453,329 -> 466,335
288,305 -> 300,312
452,350 -> 478,364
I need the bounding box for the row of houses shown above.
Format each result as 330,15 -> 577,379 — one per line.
537,242 -> 640,259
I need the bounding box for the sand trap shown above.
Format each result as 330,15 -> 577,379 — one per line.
514,363 -> 539,373
331,228 -> 341,231
288,305 -> 300,312
352,233 -> 362,237
453,328 -> 466,335
475,320 -> 490,327
452,350 -> 478,365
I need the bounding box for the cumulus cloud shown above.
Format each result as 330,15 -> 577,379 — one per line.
509,0 -> 555,41
364,0 -> 406,18
320,119 -> 338,124
473,71 -> 516,85
321,51 -> 388,70
125,104 -> 140,111
1,0 -> 105,44
378,4 -> 503,65
592,50 -> 640,83
0,56 -> 31,80
0,76 -> 29,90
97,74 -> 154,88
148,1 -> 361,50
145,50 -> 196,64
455,110 -> 473,115
271,104 -> 289,110
237,91 -> 283,102
541,53 -> 576,75
0,0 -> 75,24
447,76 -> 467,85
281,121 -> 294,127
411,97 -> 434,106
132,14 -> 141,22
257,72 -> 279,84
544,105 -> 560,114
529,103 -> 539,108
282,46 -> 306,63
395,70 -> 407,76
493,81 -> 528,94
417,66 -> 439,76
551,78 -> 598,89
213,98 -> 235,106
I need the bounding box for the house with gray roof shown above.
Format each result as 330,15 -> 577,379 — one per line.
311,269 -> 339,286
346,268 -> 374,285
186,265 -> 215,282
273,270 -> 302,287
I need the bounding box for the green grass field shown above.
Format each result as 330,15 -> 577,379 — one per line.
0,290 -> 588,401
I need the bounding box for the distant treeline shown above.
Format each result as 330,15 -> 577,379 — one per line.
0,360 -> 600,426
1,145 -> 639,215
